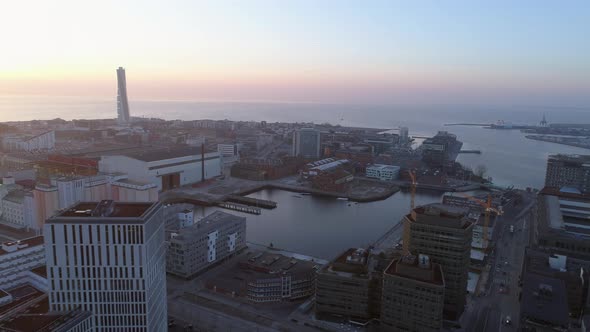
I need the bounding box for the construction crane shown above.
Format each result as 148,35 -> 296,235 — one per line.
408,170 -> 417,210
460,193 -> 503,249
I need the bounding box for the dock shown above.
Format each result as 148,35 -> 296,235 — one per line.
226,195 -> 277,209
459,150 -> 482,154
217,202 -> 262,215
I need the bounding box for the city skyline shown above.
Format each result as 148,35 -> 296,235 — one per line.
0,1 -> 589,107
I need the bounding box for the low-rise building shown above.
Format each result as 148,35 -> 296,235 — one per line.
365,164 -> 400,181
381,255 -> 445,332
0,236 -> 46,291
206,250 -> 318,303
166,211 -> 246,278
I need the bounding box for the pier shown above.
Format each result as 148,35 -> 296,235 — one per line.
459,150 -> 482,154
225,195 -> 277,209
217,202 -> 262,215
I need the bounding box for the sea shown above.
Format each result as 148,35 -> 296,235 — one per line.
2,95 -> 589,258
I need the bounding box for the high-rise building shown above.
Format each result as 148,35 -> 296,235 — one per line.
403,203 -> 473,320
116,67 -> 131,125
381,254 -> 445,332
399,127 -> 409,143
293,128 -> 321,159
44,200 -> 167,331
545,154 -> 590,193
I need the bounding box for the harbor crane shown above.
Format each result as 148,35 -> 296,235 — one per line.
460,193 -> 503,249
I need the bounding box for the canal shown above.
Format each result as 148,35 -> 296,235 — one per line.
193,188 -> 445,260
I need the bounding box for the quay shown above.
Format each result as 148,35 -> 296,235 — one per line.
225,195 -> 277,209
217,202 -> 262,215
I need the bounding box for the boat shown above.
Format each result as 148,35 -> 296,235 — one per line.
336,197 -> 348,201
293,195 -> 303,198
300,193 -> 312,196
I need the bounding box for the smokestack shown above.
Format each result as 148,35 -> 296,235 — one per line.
201,143 -> 205,182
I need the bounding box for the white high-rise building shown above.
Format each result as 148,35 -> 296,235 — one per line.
44,200 -> 167,331
117,67 -> 131,125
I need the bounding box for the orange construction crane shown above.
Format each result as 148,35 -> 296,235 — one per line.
408,170 -> 417,210
460,193 -> 503,249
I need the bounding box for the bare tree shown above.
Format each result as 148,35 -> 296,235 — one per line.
475,164 -> 487,178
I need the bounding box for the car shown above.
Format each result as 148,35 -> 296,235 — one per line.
504,316 -> 512,325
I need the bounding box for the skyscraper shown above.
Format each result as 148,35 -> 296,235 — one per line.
292,128 -> 321,159
116,67 -> 131,124
44,200 -> 167,331
403,203 -> 473,320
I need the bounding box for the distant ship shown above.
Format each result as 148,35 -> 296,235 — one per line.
421,131 -> 463,166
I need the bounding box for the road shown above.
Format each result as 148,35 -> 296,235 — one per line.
460,192 -> 536,332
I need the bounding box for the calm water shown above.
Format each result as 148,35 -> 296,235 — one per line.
194,189 -> 442,259
2,95 -> 589,188
2,95 -> 589,258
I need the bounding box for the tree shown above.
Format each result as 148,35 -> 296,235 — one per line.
475,164 -> 487,178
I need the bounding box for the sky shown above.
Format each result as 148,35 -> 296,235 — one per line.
0,0 -> 589,106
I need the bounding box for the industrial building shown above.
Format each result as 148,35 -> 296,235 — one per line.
166,211 -> 246,279
99,146 -> 221,191
44,200 -> 168,331
365,164 -> 400,181
403,204 -> 473,320
293,128 -> 321,159
545,154 -> 590,193
381,255 -> 445,332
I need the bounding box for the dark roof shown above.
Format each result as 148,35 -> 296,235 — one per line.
121,146 -> 208,162
521,273 -> 569,327
384,256 -> 444,286
49,201 -> 161,224
0,236 -> 45,256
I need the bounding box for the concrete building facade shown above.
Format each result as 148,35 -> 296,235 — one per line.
99,146 -> 221,191
381,255 -> 445,332
166,211 -> 246,278
293,128 -> 321,159
545,154 -> 590,193
44,200 -> 168,331
403,204 -> 473,320
365,164 -> 400,181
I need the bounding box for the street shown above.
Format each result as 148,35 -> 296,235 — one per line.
459,192 -> 536,332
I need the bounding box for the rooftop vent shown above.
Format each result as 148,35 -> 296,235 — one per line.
91,200 -> 115,217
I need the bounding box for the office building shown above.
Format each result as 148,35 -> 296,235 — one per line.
1,131 -> 55,152
403,204 -> 473,320
166,211 -> 246,278
293,128 -> 321,159
381,255 -> 445,332
523,247 -> 588,318
365,164 -> 400,181
399,127 -> 409,143
44,200 -> 168,331
520,273 -> 570,331
99,146 -> 222,191
545,154 -> 590,193
116,67 -> 131,125
206,250 -> 317,303
535,187 -> 590,260
0,236 -> 46,291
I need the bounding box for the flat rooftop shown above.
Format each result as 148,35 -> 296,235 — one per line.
384,256 -> 444,286
0,285 -> 45,316
49,200 -> 159,223
118,146 -> 211,162
172,211 -> 245,239
0,297 -> 92,332
521,273 -> 569,327
0,236 -> 44,256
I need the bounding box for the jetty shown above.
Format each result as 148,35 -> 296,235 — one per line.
217,202 -> 262,215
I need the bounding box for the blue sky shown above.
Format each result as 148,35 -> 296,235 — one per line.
0,0 -> 588,105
